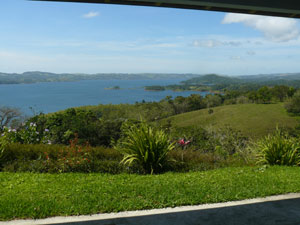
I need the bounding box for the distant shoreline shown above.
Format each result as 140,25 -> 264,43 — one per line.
0,71 -> 200,85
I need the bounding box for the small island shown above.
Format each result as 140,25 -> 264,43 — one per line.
144,85 -> 165,91
104,85 -> 121,90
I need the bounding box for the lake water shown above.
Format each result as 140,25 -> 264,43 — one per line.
0,79 -> 204,115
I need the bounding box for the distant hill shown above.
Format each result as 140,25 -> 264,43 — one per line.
2,71 -> 300,86
179,73 -> 300,89
0,71 -> 199,84
166,103 -> 300,139
181,74 -> 242,86
239,73 -> 300,81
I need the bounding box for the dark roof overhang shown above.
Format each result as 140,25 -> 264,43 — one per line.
32,0 -> 300,18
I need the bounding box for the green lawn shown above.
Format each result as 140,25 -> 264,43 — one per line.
1,166 -> 300,220
168,103 -> 300,139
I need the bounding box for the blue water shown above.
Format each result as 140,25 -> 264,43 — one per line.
0,79 -> 204,114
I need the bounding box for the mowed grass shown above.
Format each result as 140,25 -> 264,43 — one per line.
1,166 -> 300,220
168,103 -> 300,139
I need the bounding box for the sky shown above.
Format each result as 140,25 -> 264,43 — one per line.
1,0 -> 300,75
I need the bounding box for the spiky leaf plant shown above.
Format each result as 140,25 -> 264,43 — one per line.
115,122 -> 174,174
256,128 -> 300,166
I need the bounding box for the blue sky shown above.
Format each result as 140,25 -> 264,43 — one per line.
1,0 -> 300,75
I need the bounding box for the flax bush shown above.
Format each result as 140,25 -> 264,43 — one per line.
115,122 -> 175,174
256,128 -> 300,166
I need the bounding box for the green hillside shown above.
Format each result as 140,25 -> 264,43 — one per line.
181,74 -> 241,85
168,103 -> 300,139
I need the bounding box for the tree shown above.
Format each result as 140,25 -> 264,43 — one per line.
29,108 -> 122,146
257,86 -> 272,104
248,91 -> 258,103
186,94 -> 206,111
0,106 -> 22,131
174,96 -> 189,114
205,94 -> 222,108
285,91 -> 300,115
287,87 -> 296,98
272,85 -> 290,102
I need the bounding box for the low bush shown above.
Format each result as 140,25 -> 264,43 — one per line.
0,123 -> 256,174
0,141 -> 125,173
255,128 -> 300,166
1,122 -> 51,145
115,122 -> 175,174
28,109 -> 123,146
170,126 -> 249,156
168,149 -> 254,172
285,90 -> 300,115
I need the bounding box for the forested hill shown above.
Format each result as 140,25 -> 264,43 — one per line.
179,73 -> 300,90
181,74 -> 242,85
0,71 -> 199,84
2,71 -> 300,86
182,73 -> 300,86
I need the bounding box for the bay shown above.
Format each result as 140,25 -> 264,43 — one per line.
0,79 -> 205,115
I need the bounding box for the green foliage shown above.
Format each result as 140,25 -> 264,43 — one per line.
256,128 -> 300,166
257,86 -> 272,104
43,136 -> 92,173
2,122 -> 51,145
285,90 -> 300,115
29,108 -> 123,146
170,125 -> 250,162
0,134 -> 8,165
144,85 -> 165,91
0,142 -> 125,173
1,124 -> 254,173
170,126 -> 210,151
204,94 -> 223,108
182,74 -> 241,86
272,85 -> 292,102
115,122 -> 175,174
185,94 -> 206,111
208,108 -> 214,114
206,126 -> 249,158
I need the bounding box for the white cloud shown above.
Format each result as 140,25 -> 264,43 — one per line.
247,51 -> 256,55
82,11 -> 99,18
230,56 -> 242,60
192,39 -> 242,48
192,40 -> 222,48
222,13 -> 300,42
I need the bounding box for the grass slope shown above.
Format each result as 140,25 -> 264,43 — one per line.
168,103 -> 300,139
1,166 -> 300,220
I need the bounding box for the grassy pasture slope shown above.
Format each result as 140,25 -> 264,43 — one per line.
168,103 -> 300,139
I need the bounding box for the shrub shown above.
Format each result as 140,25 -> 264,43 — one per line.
43,136 -> 92,172
2,122 -> 51,145
28,109 -> 123,146
206,126 -> 249,157
0,141 -> 124,173
256,128 -> 300,166
170,126 -> 209,150
0,134 -> 8,166
285,90 -> 300,115
236,96 -> 249,104
115,122 -> 175,174
171,126 -> 249,156
168,149 -> 252,172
